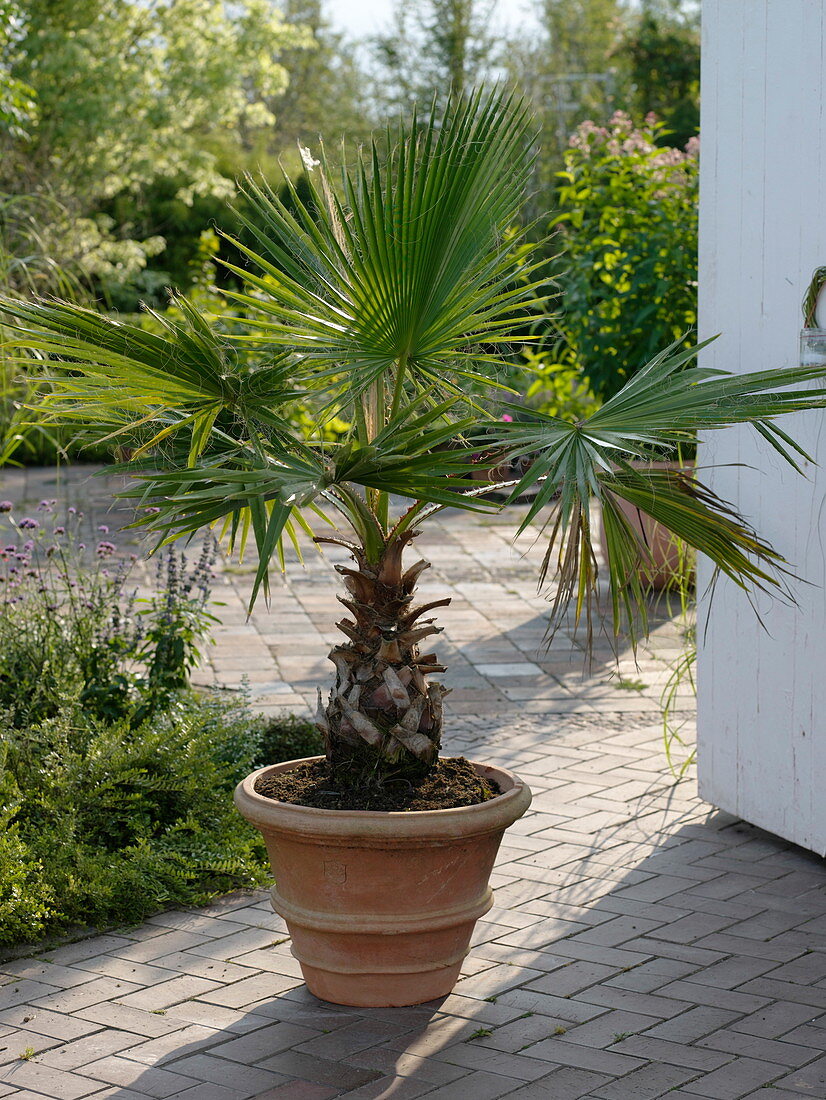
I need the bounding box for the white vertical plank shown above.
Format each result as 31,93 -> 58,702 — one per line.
698,0 -> 826,854
697,0 -> 752,818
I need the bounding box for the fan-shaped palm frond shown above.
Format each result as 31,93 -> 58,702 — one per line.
0,294 -> 303,462
220,86 -> 547,414
483,339 -> 826,644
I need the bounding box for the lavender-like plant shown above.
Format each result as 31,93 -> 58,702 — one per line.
0,501 -> 217,724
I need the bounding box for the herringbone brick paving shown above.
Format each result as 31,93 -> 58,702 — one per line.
1,466 -> 825,1099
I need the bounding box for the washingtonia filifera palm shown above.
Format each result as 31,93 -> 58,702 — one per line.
3,88 -> 826,791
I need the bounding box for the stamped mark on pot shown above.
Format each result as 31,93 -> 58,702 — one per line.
324,860 -> 347,884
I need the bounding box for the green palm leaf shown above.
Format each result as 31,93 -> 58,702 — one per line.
219,87 -> 545,411
483,339 -> 826,645
0,294 -> 302,459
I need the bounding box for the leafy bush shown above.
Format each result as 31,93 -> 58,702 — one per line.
0,693 -> 329,945
553,111 -> 698,402
0,695 -> 327,944
1,695 -> 263,941
0,745 -> 55,943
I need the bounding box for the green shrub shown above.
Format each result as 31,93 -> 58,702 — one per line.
0,693 -> 322,945
516,346 -> 599,423
0,747 -> 55,943
553,111 -> 698,402
0,826 -> 54,944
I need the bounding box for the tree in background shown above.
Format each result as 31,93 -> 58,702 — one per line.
511,2 -> 628,141
1,0 -> 311,297
371,0 -> 498,116
506,0 -> 628,220
617,2 -> 700,148
0,1 -> 36,146
271,0 -> 374,153
538,0 -> 626,87
88,0 -> 372,312
507,0 -> 699,220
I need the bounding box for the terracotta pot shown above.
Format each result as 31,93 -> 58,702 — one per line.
599,460 -> 694,590
234,757 -> 532,1007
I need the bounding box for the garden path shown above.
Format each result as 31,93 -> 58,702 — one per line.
1,465 -> 825,1100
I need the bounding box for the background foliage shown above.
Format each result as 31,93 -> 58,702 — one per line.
552,111 -> 698,402
1,0 -> 310,299
0,0 -> 700,317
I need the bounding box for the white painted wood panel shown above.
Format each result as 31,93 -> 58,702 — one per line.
698,0 -> 826,853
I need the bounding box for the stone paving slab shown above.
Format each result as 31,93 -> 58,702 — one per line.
1,467 -> 825,1098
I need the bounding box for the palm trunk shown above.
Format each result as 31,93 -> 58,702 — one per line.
313,529 -> 450,791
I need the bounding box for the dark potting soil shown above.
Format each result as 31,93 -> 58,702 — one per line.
253,756 -> 500,811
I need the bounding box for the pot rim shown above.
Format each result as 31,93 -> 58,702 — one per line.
234,756 -> 532,842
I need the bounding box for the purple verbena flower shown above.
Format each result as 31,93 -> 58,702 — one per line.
18,518 -> 38,530
0,501 -> 13,513
54,526 -> 65,535
98,524 -> 109,534
96,541 -> 117,557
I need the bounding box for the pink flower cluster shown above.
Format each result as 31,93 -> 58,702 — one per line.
568,111 -> 699,167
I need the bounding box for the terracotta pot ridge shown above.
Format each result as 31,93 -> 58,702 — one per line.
290,943 -> 472,977
270,884 -> 494,933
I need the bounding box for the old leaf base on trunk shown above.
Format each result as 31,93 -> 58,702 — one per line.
315,528 -> 452,797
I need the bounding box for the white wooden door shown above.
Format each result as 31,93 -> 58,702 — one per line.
697,0 -> 826,854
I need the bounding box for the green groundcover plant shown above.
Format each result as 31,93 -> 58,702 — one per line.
2,89 -> 826,800
0,698 -> 323,945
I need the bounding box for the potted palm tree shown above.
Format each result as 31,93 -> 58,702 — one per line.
3,90 -> 826,1007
